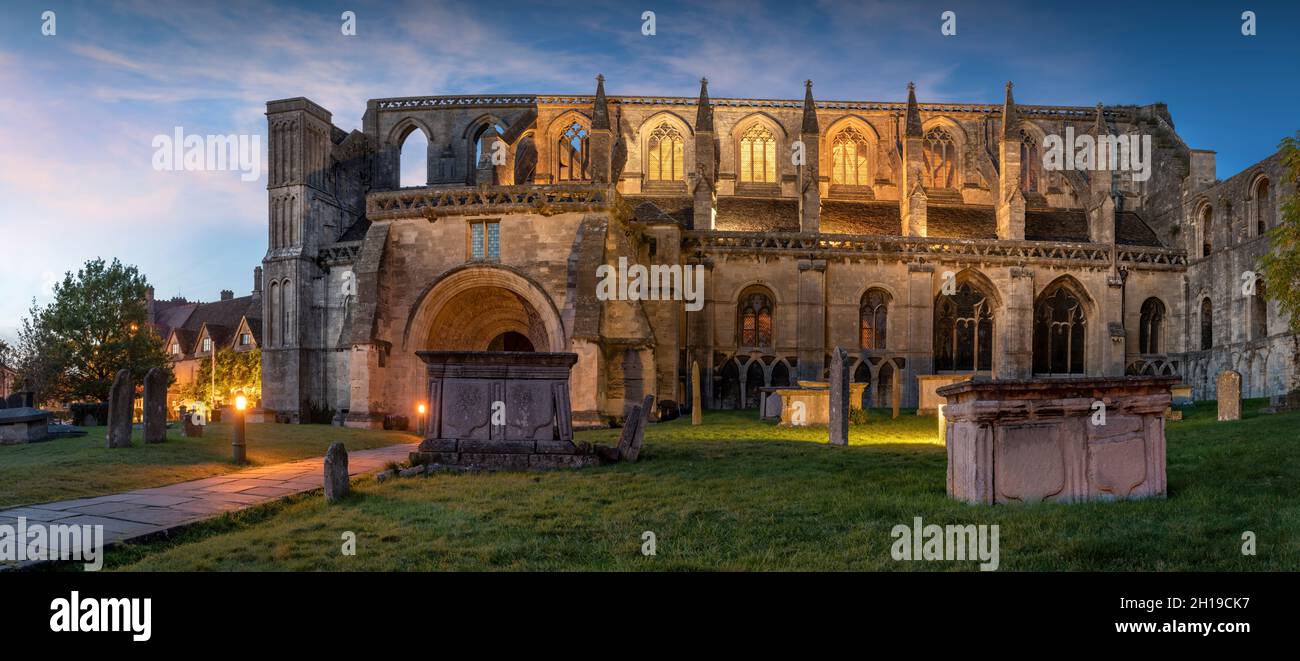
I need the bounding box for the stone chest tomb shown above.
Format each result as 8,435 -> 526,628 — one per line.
938,376 -> 1176,505
411,351 -> 596,470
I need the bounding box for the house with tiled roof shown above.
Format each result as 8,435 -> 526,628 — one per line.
157,268 -> 263,411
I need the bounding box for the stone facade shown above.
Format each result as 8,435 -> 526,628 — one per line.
258,79 -> 1296,426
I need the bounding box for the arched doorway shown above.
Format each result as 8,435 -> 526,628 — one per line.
405,265 -> 566,353
488,331 -> 535,352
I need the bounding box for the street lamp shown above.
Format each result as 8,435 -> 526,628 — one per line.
416,402 -> 427,436
232,394 -> 248,464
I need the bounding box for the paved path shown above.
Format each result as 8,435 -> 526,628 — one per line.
0,443 -> 418,568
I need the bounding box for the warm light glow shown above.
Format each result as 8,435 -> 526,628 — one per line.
417,403 -> 427,415
235,395 -> 248,411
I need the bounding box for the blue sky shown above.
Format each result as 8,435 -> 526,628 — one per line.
1,0 -> 1297,344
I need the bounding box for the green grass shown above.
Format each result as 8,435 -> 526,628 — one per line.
97,399 -> 1300,571
0,423 -> 419,508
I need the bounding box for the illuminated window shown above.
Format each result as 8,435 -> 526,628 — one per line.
922,127 -> 957,189
469,220 -> 501,261
646,122 -> 685,181
171,342 -> 180,355
859,288 -> 890,349
1019,129 -> 1039,193
201,337 -> 212,353
738,289 -> 774,348
739,124 -> 777,183
832,127 -> 871,186
1139,298 -> 1165,354
556,121 -> 590,181
240,332 -> 251,346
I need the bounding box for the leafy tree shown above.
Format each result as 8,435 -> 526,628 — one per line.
1260,131 -> 1300,334
14,258 -> 172,404
179,347 -> 261,408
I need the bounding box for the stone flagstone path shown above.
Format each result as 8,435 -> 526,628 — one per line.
0,442 -> 418,568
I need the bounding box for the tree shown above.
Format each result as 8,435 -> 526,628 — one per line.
1260,131 -> 1300,334
14,258 -> 172,404
178,347 -> 261,408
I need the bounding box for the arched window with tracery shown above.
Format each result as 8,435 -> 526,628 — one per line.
646,122 -> 685,182
556,120 -> 590,181
934,282 -> 994,372
832,126 -> 871,186
1200,298 -> 1213,350
859,288 -> 890,350
1019,129 -> 1040,193
922,126 -> 957,189
737,289 -> 774,349
1033,285 -> 1086,375
1139,297 -> 1165,354
738,123 -> 777,183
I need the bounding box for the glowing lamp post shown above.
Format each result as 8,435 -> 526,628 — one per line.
416,403 -> 427,436
232,395 -> 248,464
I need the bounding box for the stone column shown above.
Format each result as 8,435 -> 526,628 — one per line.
796,259 -> 827,381
691,361 -> 702,426
1000,266 -> 1035,379
828,347 -> 849,445
906,263 -> 936,377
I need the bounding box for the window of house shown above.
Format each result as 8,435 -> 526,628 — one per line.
240,333 -> 251,346
171,342 -> 180,355
738,124 -> 777,184
469,220 -> 501,261
201,337 -> 212,353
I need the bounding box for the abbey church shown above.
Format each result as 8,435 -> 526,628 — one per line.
259,77 -> 1297,426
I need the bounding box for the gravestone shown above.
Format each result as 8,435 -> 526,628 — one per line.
828,347 -> 849,446
142,367 -> 167,443
1216,370 -> 1242,421
182,409 -> 204,437
106,369 -> 133,449
691,361 -> 702,426
763,392 -> 783,419
617,394 -> 655,462
323,442 -> 349,503
891,369 -> 901,419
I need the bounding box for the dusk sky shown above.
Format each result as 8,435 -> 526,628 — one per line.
1,0 -> 1297,345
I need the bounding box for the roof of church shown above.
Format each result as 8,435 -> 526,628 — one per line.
623,195 -> 1163,247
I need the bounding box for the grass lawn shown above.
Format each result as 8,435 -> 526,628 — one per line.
98,399 -> 1300,571
0,424 -> 419,508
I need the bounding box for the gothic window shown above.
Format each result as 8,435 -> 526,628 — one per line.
398,127 -> 429,188
738,289 -> 774,349
934,282 -> 994,372
646,122 -> 685,181
859,288 -> 890,350
1200,298 -> 1213,350
1033,285 -> 1086,374
922,126 -> 957,189
1019,129 -> 1040,193
1251,279 -> 1268,341
832,127 -> 871,186
556,121 -> 590,181
1201,205 -> 1213,257
514,135 -> 536,185
1254,178 -> 1272,236
739,123 -> 777,183
267,281 -> 278,348
1139,297 -> 1165,354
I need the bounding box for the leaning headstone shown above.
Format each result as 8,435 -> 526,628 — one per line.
691,361 -> 702,426
142,367 -> 167,443
891,369 -> 901,419
106,369 -> 133,448
828,347 -> 849,446
1216,370 -> 1242,421
618,394 -> 655,462
323,442 -> 349,503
